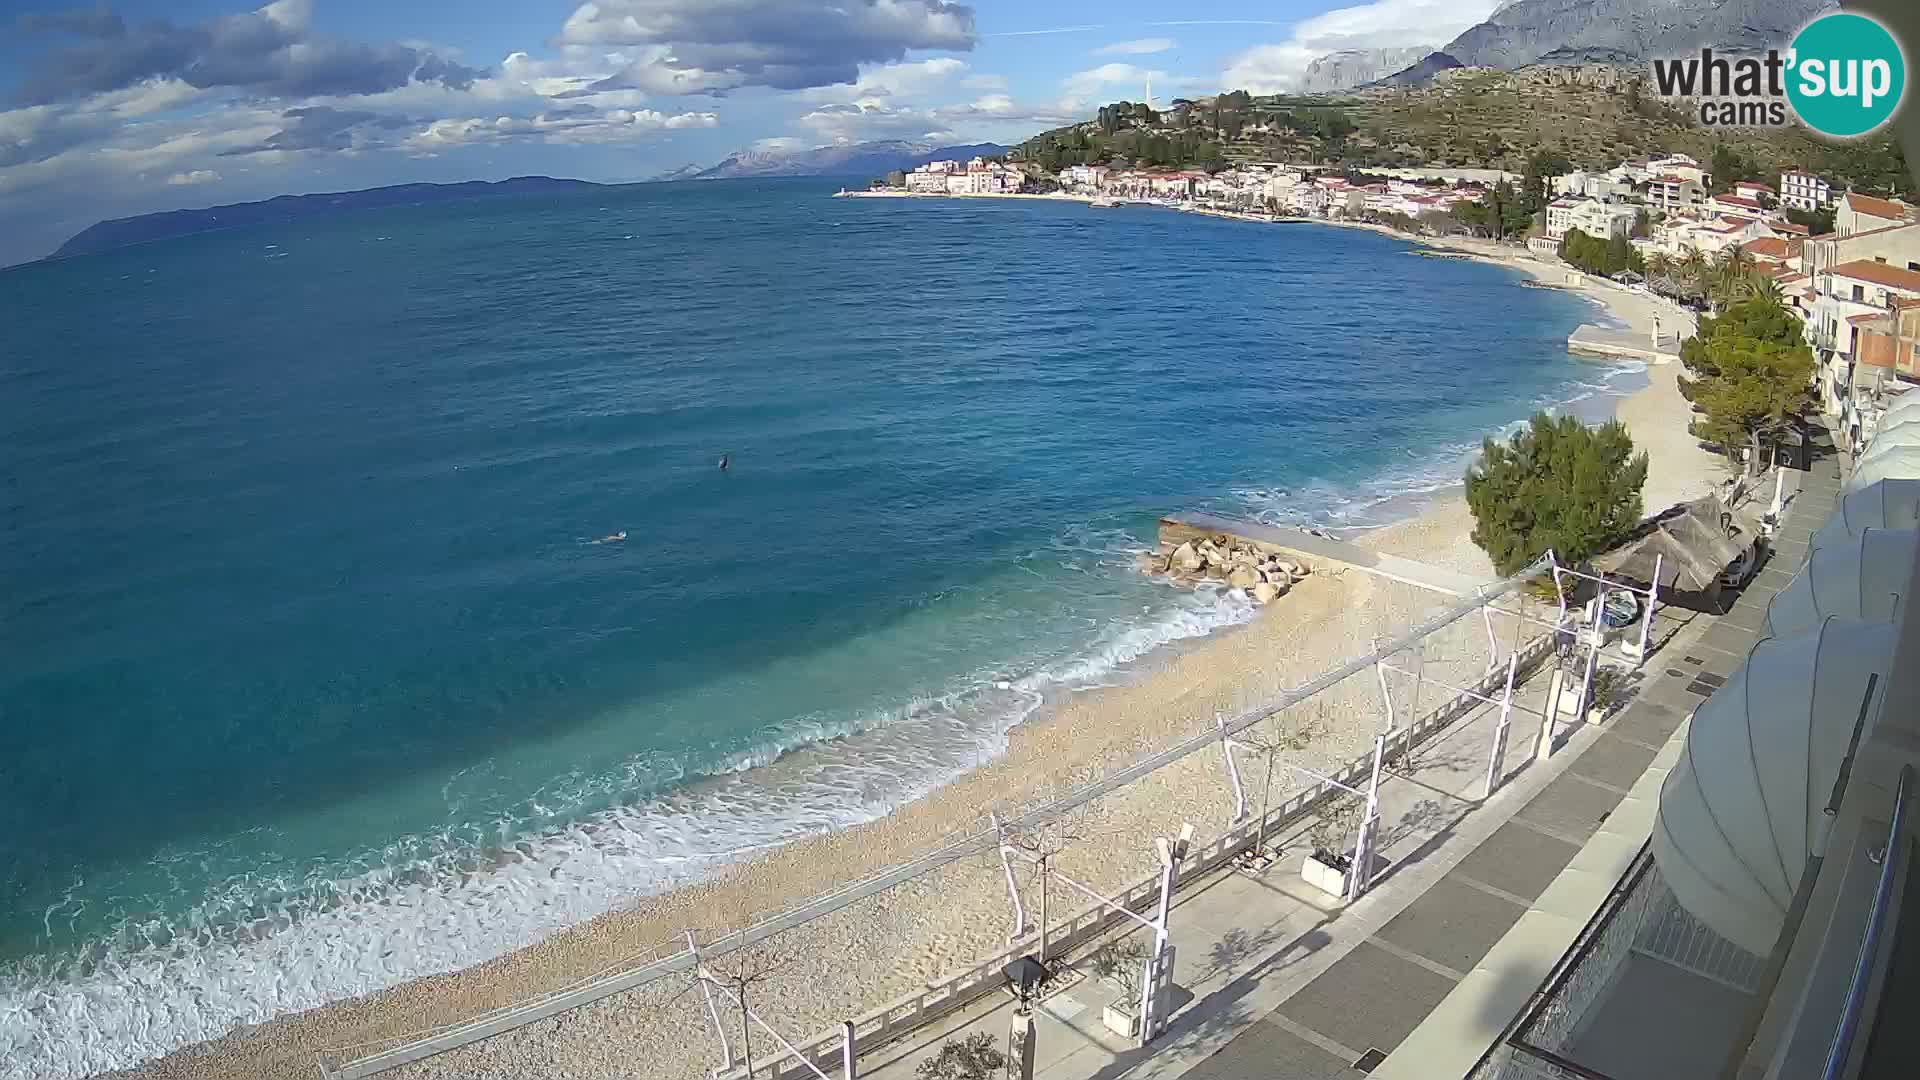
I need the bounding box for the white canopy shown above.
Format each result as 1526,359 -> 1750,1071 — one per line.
1654,619 -> 1896,955
1764,528 -> 1913,638
1847,446 -> 1920,494
1812,479 -> 1920,552
1879,393 -> 1920,426
1869,415 -> 1920,452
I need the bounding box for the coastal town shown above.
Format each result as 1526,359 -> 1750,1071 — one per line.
867,145 -> 1920,464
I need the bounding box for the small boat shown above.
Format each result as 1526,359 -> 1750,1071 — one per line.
1089,197 -> 1119,208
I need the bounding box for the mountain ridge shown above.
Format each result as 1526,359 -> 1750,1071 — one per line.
691,139 -> 1009,180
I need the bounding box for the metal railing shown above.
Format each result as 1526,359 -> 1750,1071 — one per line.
1821,762 -> 1915,1080
319,555 -> 1560,1078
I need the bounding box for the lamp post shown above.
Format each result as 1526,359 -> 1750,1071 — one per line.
1000,956 -> 1045,1080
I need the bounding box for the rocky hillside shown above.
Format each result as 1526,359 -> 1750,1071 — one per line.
1441,0 -> 1838,70
1298,47 -> 1435,92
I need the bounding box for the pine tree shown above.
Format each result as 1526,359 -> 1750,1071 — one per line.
1465,413 -> 1649,576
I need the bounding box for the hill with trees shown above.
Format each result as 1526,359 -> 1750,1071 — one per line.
1016,74 -> 1912,202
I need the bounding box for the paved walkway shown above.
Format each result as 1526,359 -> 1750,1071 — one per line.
861,441 -> 1843,1080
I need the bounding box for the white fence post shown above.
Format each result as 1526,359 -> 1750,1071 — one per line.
691,931 -> 736,1076
1632,556 -> 1662,668
1350,736 -> 1386,902
841,1021 -> 856,1080
1486,652 -> 1518,798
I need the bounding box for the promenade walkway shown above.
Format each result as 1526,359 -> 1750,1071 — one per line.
864,443 -> 1842,1080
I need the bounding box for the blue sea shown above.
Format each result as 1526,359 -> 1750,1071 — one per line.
0,180 -> 1633,1075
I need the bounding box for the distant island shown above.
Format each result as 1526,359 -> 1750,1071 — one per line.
50,176 -> 607,261
49,143 -> 1012,261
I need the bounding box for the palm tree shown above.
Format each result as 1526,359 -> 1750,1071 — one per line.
1645,252 -> 1678,300
1676,249 -> 1711,308
1708,248 -> 1760,310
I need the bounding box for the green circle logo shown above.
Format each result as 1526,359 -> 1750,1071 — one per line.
1786,13 -> 1906,138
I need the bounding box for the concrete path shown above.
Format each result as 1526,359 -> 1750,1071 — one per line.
862,441 -> 1842,1080
1165,513 -> 1495,598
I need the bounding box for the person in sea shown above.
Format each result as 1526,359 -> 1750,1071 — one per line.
718,454 -> 730,471
591,531 -> 627,544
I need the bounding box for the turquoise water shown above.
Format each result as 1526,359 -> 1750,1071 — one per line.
0,180 -> 1623,1075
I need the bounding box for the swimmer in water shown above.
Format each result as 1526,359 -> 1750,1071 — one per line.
591,531 -> 627,544
718,454 -> 730,471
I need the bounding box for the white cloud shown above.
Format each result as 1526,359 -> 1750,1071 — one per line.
166,169 -> 222,185
1095,38 -> 1175,56
796,91 -> 1073,144
1062,62 -> 1159,101
1220,0 -> 1496,93
800,57 -> 969,104
753,136 -> 806,152
558,0 -> 976,96
962,72 -> 1008,91
408,107 -> 717,149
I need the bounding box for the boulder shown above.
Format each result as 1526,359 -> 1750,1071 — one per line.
1173,542 -> 1204,572
1228,567 -> 1261,590
1205,548 -> 1232,569
1253,581 -> 1282,604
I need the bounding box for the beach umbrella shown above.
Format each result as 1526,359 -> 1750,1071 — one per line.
1764,527 -> 1913,637
1654,618 -> 1896,955
1848,446 -> 1920,493
1811,479 -> 1920,552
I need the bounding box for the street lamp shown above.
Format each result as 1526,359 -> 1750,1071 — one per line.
1000,954 -> 1045,1080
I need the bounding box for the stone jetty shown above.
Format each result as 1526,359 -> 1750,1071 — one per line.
1136,528 -> 1311,605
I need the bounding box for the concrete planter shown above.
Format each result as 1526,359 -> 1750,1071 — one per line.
1302,851 -> 1353,898
1102,1001 -> 1140,1038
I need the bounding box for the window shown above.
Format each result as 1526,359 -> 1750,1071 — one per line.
1854,284 -> 1866,302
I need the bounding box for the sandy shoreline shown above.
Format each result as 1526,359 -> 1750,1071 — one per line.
110,219 -> 1725,1080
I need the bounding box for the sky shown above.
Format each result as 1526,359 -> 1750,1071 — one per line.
0,0 -> 1500,265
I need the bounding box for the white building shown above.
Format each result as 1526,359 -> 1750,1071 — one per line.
1836,192 -> 1919,237
1060,164 -> 1109,190
1646,175 -> 1706,214
1780,169 -> 1831,211
1546,197 -> 1639,242
1551,170 -> 1634,203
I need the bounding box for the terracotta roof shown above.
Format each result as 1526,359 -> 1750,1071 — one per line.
1850,313 -> 1891,326
1773,221 -> 1811,236
1845,193 -> 1918,221
1742,237 -> 1792,260
1827,259 -> 1920,292
1714,194 -> 1765,210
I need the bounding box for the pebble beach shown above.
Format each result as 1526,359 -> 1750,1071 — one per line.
105,227 -> 1728,1080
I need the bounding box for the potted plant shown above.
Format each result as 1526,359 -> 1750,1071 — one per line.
1586,665 -> 1628,723
917,1032 -> 1008,1080
1088,937 -> 1149,1037
1301,794 -> 1366,898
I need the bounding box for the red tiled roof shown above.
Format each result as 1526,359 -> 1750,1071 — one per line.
1850,313 -> 1890,326
1743,237 -> 1792,259
1846,193 -> 1918,221
1827,259 -> 1920,292
1714,195 -> 1765,210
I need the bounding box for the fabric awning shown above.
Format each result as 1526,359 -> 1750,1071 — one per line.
1654,619 -> 1897,955
1812,479 -> 1920,551
1849,446 -> 1920,493
1764,527 -> 1913,637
